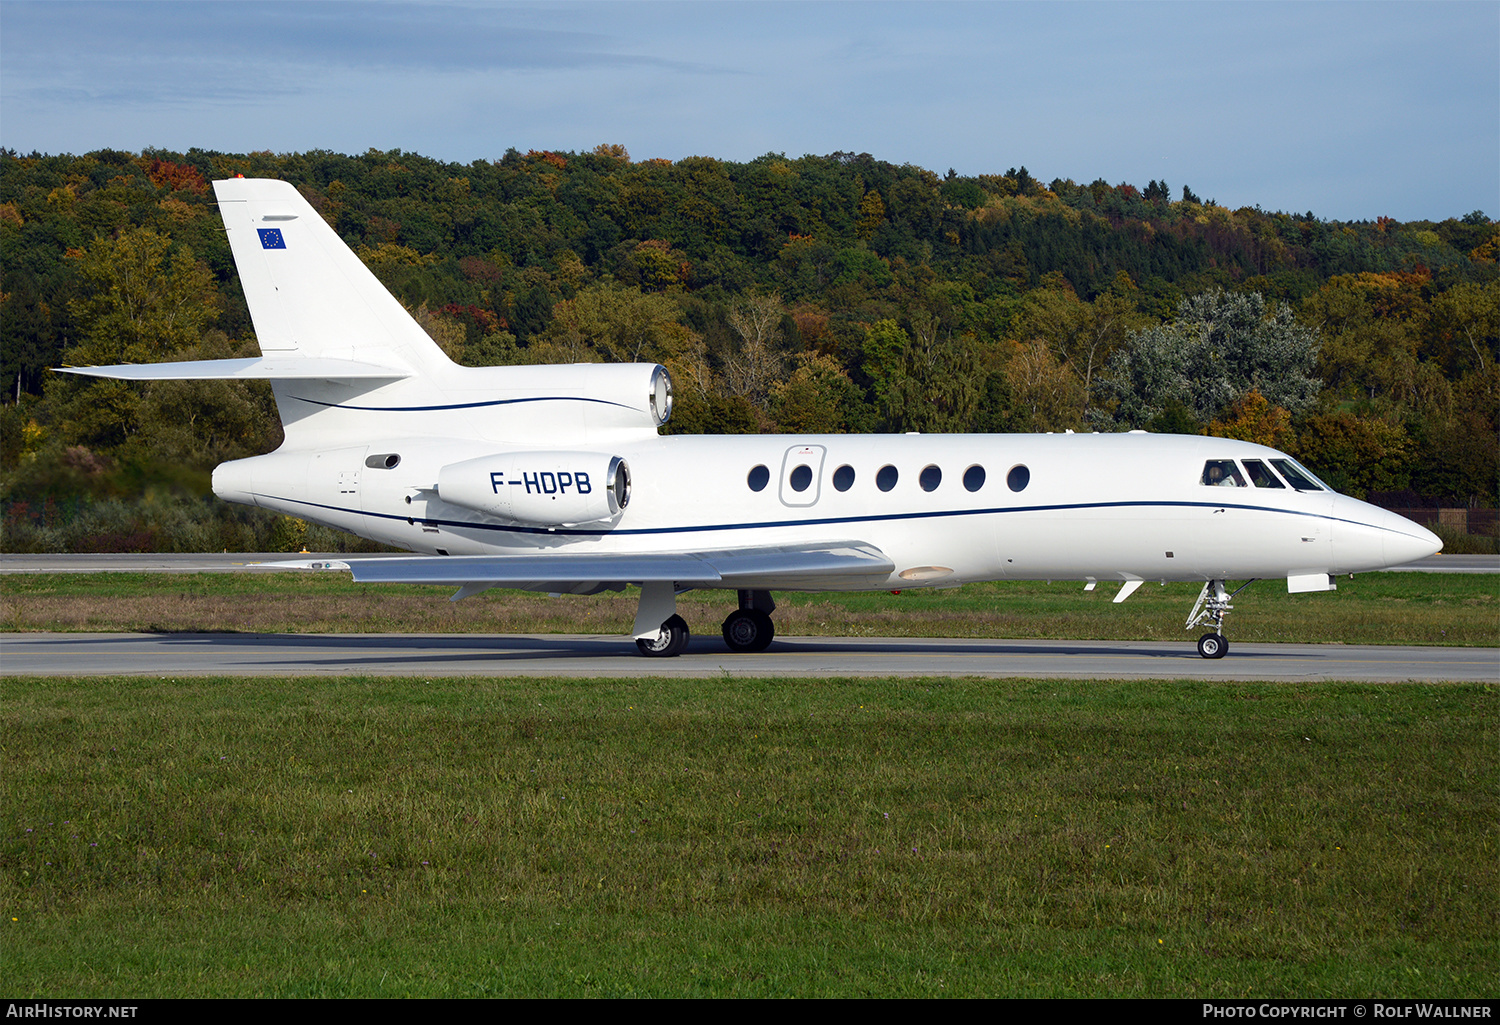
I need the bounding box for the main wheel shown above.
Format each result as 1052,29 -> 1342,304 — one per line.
637,614 -> 690,657
722,609 -> 775,653
1197,632 -> 1228,659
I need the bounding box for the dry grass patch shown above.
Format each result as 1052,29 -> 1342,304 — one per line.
3,571 -> 1496,646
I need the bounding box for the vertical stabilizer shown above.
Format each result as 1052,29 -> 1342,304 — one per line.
212,178 -> 453,377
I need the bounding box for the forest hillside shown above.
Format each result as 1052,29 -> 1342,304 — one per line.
2,146 -> 1495,552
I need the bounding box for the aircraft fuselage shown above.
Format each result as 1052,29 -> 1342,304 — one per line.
213,430 -> 1435,592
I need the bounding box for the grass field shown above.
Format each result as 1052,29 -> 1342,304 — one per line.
3,570 -> 1497,646
2,674 -> 1495,997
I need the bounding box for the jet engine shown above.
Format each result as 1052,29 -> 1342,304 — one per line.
437,452 -> 631,527
444,362 -> 673,439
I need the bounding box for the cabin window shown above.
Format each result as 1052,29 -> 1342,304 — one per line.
876,464 -> 899,492
1201,460 -> 1246,487
1242,459 -> 1285,489
789,464 -> 813,492
963,465 -> 986,492
1269,458 -> 1326,492
832,464 -> 855,491
1007,465 -> 1030,492
919,465 -> 942,492
747,465 -> 770,491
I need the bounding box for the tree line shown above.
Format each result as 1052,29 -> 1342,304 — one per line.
1,146 -> 1495,552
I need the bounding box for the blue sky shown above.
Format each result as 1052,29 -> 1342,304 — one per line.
2,0 -> 1495,222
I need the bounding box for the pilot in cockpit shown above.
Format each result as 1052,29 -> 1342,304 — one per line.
1202,460 -> 1246,487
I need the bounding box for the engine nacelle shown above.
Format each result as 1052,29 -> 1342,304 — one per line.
437,451 -> 631,527
442,362 -> 673,441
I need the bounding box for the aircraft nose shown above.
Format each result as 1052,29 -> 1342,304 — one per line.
1332,497 -> 1443,571
1381,509 -> 1443,567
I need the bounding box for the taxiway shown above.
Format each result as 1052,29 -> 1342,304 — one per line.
3,631 -> 1494,682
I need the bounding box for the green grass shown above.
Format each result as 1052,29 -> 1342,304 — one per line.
3,570 -> 1496,646
3,674 -> 1494,997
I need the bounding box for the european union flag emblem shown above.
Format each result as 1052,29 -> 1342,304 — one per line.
258,228 -> 286,249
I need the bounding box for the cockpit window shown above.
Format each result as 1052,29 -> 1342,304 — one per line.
1201,460 -> 1246,487
1269,458 -> 1327,492
1241,459 -> 1286,489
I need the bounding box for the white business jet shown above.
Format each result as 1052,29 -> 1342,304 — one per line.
61,178 -> 1442,658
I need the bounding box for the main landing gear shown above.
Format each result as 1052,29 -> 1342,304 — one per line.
722,589 -> 776,653
723,588 -> 780,654
1185,579 -> 1256,659
634,587 -> 776,658
722,609 -> 774,652
636,614 -> 690,657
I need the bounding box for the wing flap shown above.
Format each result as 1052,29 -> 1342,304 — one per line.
702,542 -> 895,588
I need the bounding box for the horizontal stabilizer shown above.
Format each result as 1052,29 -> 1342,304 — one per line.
56,357 -> 410,382
333,541 -> 895,591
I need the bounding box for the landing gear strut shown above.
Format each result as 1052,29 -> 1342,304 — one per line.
722,590 -> 776,653
1185,579 -> 1255,659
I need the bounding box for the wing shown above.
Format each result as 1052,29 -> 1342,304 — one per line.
265,541 -> 895,597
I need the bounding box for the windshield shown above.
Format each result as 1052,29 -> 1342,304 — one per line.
1242,459 -> 1286,489
1269,457 -> 1328,493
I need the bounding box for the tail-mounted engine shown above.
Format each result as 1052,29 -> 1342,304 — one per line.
437,452 -> 631,527
453,362 -> 673,439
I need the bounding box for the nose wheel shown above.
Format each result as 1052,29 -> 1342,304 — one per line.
636,614 -> 690,657
1197,632 -> 1228,659
1186,579 -> 1253,659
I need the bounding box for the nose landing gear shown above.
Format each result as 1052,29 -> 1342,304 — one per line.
1186,579 -> 1255,659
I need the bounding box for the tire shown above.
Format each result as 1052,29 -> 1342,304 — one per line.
638,614 -> 690,657
1197,632 -> 1228,659
722,609 -> 775,653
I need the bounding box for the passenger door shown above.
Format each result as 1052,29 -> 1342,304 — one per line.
778,444 -> 826,508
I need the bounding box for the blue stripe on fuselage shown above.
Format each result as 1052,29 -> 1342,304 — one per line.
249,494 -> 1427,541
287,394 -> 639,413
